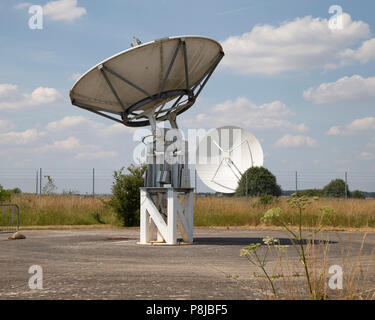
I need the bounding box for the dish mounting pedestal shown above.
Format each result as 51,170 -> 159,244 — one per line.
140,187 -> 194,245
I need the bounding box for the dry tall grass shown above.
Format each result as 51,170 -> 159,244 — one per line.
194,196 -> 375,229
4,194 -> 375,228
11,194 -> 119,226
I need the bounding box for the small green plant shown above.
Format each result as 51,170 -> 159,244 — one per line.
91,211 -> 105,224
42,175 -> 57,194
240,237 -> 289,299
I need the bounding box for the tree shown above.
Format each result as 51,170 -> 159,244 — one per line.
323,179 -> 349,198
107,164 -> 147,227
236,167 -> 282,197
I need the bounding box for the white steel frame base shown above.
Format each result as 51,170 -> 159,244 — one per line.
139,187 -> 194,245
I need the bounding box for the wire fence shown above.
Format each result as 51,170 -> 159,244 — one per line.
0,167 -> 374,195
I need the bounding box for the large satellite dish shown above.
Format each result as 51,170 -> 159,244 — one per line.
70,36 -> 223,127
196,126 -> 264,193
69,35 -> 224,245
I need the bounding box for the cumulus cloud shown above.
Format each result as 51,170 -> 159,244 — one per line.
340,38 -> 375,65
0,84 -> 61,111
46,115 -> 101,131
43,0 -> 86,22
0,129 -> 44,146
0,84 -> 18,97
220,13 -> 373,75
46,115 -> 134,136
99,123 -> 135,136
275,134 -> 317,148
326,117 -> 375,135
182,97 -> 308,132
40,137 -> 81,151
303,75 -> 375,104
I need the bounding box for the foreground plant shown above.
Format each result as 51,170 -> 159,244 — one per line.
240,237 -> 288,299
241,194 -> 336,299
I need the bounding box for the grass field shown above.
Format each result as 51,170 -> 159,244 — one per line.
5,194 -> 375,229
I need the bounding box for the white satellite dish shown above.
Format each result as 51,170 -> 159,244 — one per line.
69,35 -> 224,245
70,35 -> 223,128
196,126 -> 264,193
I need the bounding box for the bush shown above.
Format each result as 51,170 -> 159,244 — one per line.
107,164 -> 146,227
0,185 -> 12,203
323,179 -> 349,198
298,189 -> 323,197
12,187 -> 22,194
351,190 -> 365,199
236,167 -> 282,197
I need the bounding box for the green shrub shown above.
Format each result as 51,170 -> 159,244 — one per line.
256,194 -> 277,207
236,167 -> 282,197
351,190 -> 365,199
323,179 -> 349,198
107,164 -> 146,227
0,185 -> 12,203
298,189 -> 323,197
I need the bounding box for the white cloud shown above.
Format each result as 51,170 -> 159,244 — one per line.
326,117 -> 375,135
46,115 -> 101,131
340,38 -> 375,64
0,129 -> 44,146
43,0 -> 86,22
221,13 -> 372,75
359,152 -> 374,160
275,134 -> 317,148
0,84 -> 18,97
75,151 -> 117,160
14,2 -> 31,10
303,75 -> 375,104
0,84 -> 61,111
46,115 -> 134,136
39,137 -> 81,151
99,123 -> 134,136
182,97 -> 308,132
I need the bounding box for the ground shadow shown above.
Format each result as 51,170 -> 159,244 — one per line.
193,237 -> 337,246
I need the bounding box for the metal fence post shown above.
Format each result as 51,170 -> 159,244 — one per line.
195,168 -> 197,194
245,170 -> 248,200
93,168 -> 95,197
345,171 -> 348,199
39,168 -> 42,195
295,171 -> 298,197
36,169 -> 38,195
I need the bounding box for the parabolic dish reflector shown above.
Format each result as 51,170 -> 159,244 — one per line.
70,36 -> 224,127
196,126 -> 264,193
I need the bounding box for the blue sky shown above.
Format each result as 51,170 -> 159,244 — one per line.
1,0 -> 375,193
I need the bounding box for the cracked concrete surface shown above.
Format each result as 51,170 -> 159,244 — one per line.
0,228 -> 374,299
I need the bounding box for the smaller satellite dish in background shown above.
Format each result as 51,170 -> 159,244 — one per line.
196,126 -> 263,193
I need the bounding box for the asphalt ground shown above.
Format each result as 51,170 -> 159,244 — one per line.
0,228 -> 374,299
